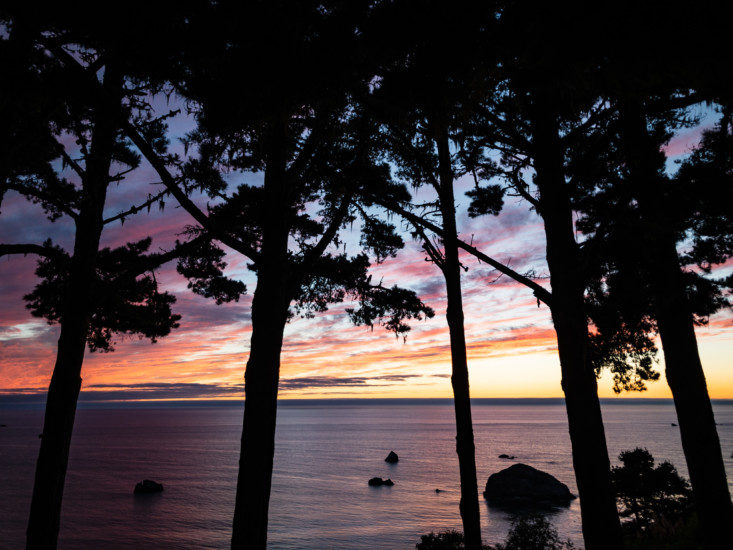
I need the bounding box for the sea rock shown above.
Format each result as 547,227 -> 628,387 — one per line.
483,463 -> 575,507
368,477 -> 394,486
498,454 -> 516,459
385,451 -> 399,463
134,479 -> 164,494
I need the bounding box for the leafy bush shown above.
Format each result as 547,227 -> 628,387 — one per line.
495,516 -> 575,550
416,530 -> 468,550
416,516 -> 573,550
611,448 -> 693,531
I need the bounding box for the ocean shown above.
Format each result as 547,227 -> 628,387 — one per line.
1,399 -> 732,549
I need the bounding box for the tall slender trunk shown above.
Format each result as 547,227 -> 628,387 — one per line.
231,116 -> 291,550
532,107 -> 621,550
230,275 -> 290,549
26,69 -> 120,550
435,131 -> 482,550
621,105 -> 733,549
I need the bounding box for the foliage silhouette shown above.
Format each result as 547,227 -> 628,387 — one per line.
113,3 -> 435,547
458,4 -> 626,546
495,516 -> 575,550
612,448 -> 693,532
369,4 -> 504,544
0,5 -> 232,548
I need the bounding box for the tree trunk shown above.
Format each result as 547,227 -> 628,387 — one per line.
26,68 -> 119,550
231,116 -> 291,550
26,326 -> 87,550
651,234 -> 733,549
230,275 -> 290,549
532,108 -> 621,550
621,105 -> 733,549
435,131 -> 482,550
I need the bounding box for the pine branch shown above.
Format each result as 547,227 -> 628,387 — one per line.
40,37 -> 260,261
0,243 -> 67,261
54,141 -> 85,179
369,194 -> 553,306
3,180 -> 80,222
300,188 -> 354,271
505,167 -> 540,210
413,222 -> 445,270
122,119 -> 260,262
103,188 -> 169,225
119,233 -> 210,277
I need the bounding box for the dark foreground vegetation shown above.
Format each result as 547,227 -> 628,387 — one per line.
418,450 -> 700,549
417,516 -> 575,550
2,1 -> 732,549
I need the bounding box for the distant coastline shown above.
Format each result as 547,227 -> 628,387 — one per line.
2,394 -> 732,410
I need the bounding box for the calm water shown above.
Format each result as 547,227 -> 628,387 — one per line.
2,399 -> 733,549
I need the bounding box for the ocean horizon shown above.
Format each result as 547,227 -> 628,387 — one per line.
5,394 -> 731,409
2,398 -> 732,549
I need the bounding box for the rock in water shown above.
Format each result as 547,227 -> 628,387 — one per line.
483,463 -> 575,507
368,477 -> 394,486
498,454 -> 516,459
385,451 -> 399,463
134,479 -> 164,494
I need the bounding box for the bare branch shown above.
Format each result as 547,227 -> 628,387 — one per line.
103,188 -> 169,225
54,142 -> 85,179
368,194 -> 553,306
413,222 -> 445,270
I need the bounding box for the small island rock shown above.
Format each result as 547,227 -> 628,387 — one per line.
368,477 -> 394,486
498,454 -> 516,459
483,463 -> 575,507
134,479 -> 164,494
385,451 -> 399,463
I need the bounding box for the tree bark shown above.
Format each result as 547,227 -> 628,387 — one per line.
532,107 -> 622,550
621,105 -> 733,549
435,131 -> 483,550
26,69 -> 120,550
230,275 -> 290,549
231,116 -> 291,550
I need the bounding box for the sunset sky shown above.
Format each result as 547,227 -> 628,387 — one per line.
1,107 -> 732,403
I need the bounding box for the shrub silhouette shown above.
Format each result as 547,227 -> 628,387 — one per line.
612,448 -> 693,531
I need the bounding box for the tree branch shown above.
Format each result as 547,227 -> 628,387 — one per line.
300,188 -> 354,271
54,141 -> 85,180
40,37 -> 260,261
121,119 -> 260,262
0,243 -> 67,262
3,180 -> 80,222
413,222 -> 445,270
103,188 -> 169,225
119,233 -> 210,278
505,167 -> 540,210
369,195 -> 553,306
475,103 -> 532,151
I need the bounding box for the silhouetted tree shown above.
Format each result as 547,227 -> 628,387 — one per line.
576,7 -> 733,541
0,6 -> 231,549
115,3 -> 434,547
495,516 -> 575,550
612,448 -> 693,532
455,5 -> 625,547
611,101 -> 733,549
372,18 -> 497,542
